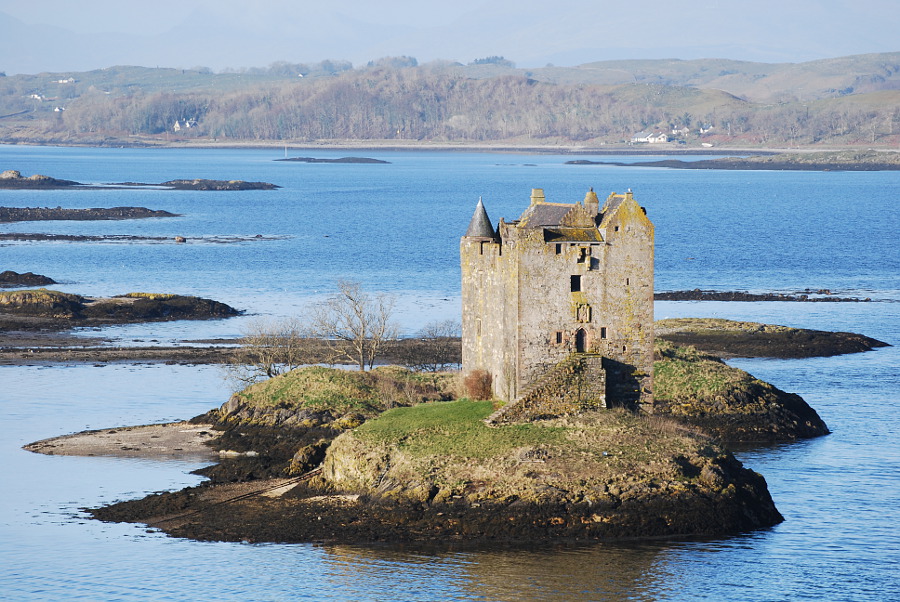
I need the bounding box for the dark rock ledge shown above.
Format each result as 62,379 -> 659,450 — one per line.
0,206 -> 178,223
0,170 -> 278,191
0,288 -> 240,328
655,289 -> 873,303
276,156 -> 389,164
0,270 -> 56,288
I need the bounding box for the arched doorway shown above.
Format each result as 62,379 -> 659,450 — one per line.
575,328 -> 587,353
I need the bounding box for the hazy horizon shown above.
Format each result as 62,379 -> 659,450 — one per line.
2,0 -> 899,75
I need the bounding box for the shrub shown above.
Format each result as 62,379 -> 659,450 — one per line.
464,369 -> 492,400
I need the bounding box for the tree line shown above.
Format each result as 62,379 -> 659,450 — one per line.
12,63 -> 900,146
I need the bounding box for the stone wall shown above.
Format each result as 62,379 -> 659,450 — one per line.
485,354 -> 606,424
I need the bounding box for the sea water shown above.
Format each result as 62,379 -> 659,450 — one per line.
0,145 -> 898,600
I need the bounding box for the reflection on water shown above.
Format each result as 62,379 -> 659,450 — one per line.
321,542 -> 676,601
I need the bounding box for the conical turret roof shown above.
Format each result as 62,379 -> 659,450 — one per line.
465,197 -> 497,239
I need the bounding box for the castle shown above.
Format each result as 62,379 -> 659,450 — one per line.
460,188 -> 654,420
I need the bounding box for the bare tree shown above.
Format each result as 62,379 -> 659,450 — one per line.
226,317 -> 314,387
396,319 -> 462,372
309,280 -> 399,371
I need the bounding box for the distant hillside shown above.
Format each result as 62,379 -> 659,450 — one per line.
561,53 -> 900,102
1,53 -> 899,148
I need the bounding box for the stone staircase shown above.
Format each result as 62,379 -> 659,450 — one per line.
484,353 -> 606,425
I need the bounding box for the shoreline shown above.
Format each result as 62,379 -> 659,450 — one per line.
24,422 -> 220,459
31,414 -> 783,546
0,138 -> 853,154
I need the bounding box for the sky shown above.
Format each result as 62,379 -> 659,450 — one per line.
1,0 -> 899,74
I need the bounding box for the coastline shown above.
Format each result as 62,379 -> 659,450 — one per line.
0,138 -> 807,155
24,422 -> 220,459
44,410 -> 783,545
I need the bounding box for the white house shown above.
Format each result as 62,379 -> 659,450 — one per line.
631,131 -> 669,144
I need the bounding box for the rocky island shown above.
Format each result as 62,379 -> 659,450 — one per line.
0,169 -> 278,190
0,169 -> 81,188
116,179 -> 280,190
0,288 -> 240,330
0,270 -> 56,288
656,317 -> 889,359
82,363 -> 785,544
655,289 -> 873,303
27,313 -> 889,544
0,206 -> 178,223
566,149 -> 900,171
276,156 -> 390,164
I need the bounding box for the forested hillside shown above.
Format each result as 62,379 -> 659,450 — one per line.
2,54 -> 899,147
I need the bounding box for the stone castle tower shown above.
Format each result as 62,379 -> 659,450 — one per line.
460,188 -> 654,415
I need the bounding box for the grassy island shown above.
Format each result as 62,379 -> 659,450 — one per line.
51,317 -> 885,543
94,392 -> 783,544
90,355 -> 796,544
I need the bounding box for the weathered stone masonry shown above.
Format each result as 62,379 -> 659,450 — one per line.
461,188 -> 654,415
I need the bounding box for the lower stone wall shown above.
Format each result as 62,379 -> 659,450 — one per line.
488,354 -> 606,424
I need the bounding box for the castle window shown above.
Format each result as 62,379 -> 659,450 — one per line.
555,331 -> 563,344
555,244 -> 562,255
601,327 -> 607,339
626,277 -> 630,286
614,226 -> 620,232
623,345 -> 627,353
570,275 -> 581,292
577,247 -> 587,263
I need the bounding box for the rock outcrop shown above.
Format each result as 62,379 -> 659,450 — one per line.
0,206 -> 178,222
653,340 -> 829,442
0,289 -> 240,327
0,270 -> 57,288
0,170 -> 80,188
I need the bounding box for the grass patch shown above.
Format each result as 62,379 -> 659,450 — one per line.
355,399 -> 567,458
235,365 -> 454,416
653,340 -> 744,400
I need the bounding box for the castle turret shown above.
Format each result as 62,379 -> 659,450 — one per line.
464,197 -> 497,239
584,187 -> 600,218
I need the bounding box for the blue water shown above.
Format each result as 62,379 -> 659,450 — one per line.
1,145 -> 898,600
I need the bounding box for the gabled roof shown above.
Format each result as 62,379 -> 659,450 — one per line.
518,202 -> 576,228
